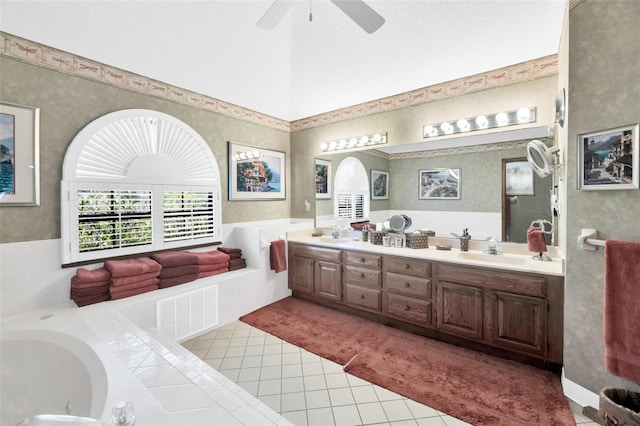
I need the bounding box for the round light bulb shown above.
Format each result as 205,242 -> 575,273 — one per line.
457,119 -> 470,132
440,122 -> 453,134
320,142 -> 328,151
517,107 -> 531,122
496,112 -> 509,126
372,133 -> 382,142
475,115 -> 489,128
359,136 -> 369,145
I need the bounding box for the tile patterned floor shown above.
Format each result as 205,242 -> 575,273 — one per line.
182,320 -> 600,426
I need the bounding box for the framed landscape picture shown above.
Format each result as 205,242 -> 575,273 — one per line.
419,168 -> 460,199
228,142 -> 285,200
315,158 -> 331,199
371,170 -> 389,200
0,102 -> 40,206
578,124 -> 639,190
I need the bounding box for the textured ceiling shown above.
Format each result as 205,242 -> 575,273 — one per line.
0,0 -> 566,122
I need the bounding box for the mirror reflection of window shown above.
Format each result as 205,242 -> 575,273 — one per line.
333,157 -> 370,222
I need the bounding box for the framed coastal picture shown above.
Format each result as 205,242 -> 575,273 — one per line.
505,160 -> 534,196
0,102 -> 40,206
578,123 -> 639,190
419,168 -> 460,199
315,158 -> 331,199
228,141 -> 285,200
371,169 -> 389,200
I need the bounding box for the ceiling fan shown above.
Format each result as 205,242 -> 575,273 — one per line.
257,0 -> 385,34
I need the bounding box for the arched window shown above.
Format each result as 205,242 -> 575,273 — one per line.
61,109 -> 221,264
333,157 -> 370,221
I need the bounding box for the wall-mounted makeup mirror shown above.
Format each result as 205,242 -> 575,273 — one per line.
527,139 -> 562,178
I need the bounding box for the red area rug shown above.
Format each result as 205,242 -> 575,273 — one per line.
240,297 -> 575,426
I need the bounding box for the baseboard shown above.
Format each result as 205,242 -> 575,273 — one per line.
562,368 -> 600,409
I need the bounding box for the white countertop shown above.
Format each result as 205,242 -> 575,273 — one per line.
287,231 -> 564,277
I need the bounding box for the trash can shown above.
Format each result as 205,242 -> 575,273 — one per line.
599,387 -> 640,425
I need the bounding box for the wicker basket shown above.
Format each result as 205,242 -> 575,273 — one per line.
406,232 -> 429,249
369,231 -> 388,245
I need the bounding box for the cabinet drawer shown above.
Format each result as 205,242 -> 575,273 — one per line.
437,264 -> 546,297
384,256 -> 431,278
385,272 -> 431,298
292,244 -> 341,263
386,293 -> 432,326
344,251 -> 382,268
344,284 -> 381,311
344,265 -> 381,289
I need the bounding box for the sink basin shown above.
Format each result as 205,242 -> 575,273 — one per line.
316,237 -> 354,244
457,252 -> 527,266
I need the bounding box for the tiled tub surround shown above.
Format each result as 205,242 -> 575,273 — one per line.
0,219 -> 312,425
1,295 -> 293,426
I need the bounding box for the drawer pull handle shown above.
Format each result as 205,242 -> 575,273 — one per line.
404,282 -> 410,288
404,305 -> 410,311
360,257 -> 365,263
360,294 -> 365,299
360,272 -> 365,278
403,264 -> 410,269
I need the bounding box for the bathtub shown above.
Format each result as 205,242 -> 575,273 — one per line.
0,308 -> 173,426
1,329 -> 107,425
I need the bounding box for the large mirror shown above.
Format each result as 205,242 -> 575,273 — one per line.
315,137 -> 555,244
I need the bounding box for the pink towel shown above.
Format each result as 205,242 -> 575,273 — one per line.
72,293 -> 110,307
197,267 -> 229,279
158,264 -> 199,279
110,271 -> 161,287
104,257 -> 161,277
109,278 -> 160,295
199,262 -> 230,272
189,251 -> 230,265
158,273 -> 199,289
604,240 -> 640,383
229,257 -> 246,267
109,284 -> 158,300
218,247 -> 242,255
229,263 -> 246,271
270,240 -> 286,273
526,227 -> 547,253
151,251 -> 198,267
71,276 -> 110,289
75,267 -> 111,283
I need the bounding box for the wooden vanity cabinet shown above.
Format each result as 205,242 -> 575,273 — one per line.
435,263 -> 562,363
289,243 -> 342,301
383,256 -> 433,327
342,251 -> 383,312
288,242 -> 563,366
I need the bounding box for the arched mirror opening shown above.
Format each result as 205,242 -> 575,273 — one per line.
315,138 -> 557,245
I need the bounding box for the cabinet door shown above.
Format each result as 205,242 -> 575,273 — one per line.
290,256 -> 314,294
486,291 -> 547,357
315,261 -> 342,301
436,281 -> 483,339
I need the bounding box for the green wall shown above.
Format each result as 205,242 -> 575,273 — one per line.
0,56 -> 290,244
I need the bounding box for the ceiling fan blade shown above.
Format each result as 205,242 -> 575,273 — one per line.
331,0 -> 385,34
257,0 -> 294,30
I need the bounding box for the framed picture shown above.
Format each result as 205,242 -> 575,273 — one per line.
419,168 -> 460,199
578,123 -> 639,190
371,170 -> 389,200
0,102 -> 40,206
505,160 -> 534,196
228,142 -> 285,200
315,158 -> 331,199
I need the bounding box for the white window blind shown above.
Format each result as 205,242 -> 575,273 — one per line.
163,191 -> 215,242
336,192 -> 368,221
77,189 -> 152,252
61,110 -> 222,264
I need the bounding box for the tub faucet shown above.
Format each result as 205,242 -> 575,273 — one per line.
332,227 -> 342,239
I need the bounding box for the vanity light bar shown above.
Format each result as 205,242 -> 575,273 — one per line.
321,132 -> 388,152
423,107 -> 536,139
232,149 -> 261,161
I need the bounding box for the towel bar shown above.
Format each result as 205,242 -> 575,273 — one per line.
578,228 -> 606,251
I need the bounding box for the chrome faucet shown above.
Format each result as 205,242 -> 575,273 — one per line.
332,227 -> 342,239
485,237 -> 500,255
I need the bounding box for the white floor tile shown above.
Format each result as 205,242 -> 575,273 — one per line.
258,394 -> 281,413
303,361 -> 325,376
305,389 -> 332,409
332,404 -> 363,426
357,401 -> 389,424
282,409 -> 309,426
260,365 -> 282,380
282,376 -> 305,393
282,363 -> 304,378
352,385 -> 379,404
281,391 -> 307,412
307,407 -> 336,426
237,367 -> 261,382
304,374 -> 328,391
258,378 -> 282,396
325,372 -> 351,389
382,400 -> 414,421
329,387 -> 356,406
